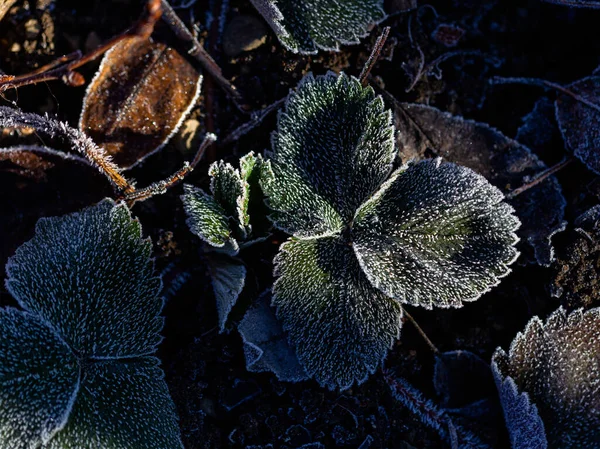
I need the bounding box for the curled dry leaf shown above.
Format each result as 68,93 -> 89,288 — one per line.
394,102 -> 566,266
80,37 -> 202,169
555,75 -> 600,175
552,205 -> 600,308
492,307 -> 600,449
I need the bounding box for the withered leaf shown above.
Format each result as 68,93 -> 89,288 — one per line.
80,37 -> 202,169
394,102 -> 566,266
0,0 -> 17,23
552,205 -> 600,309
555,75 -> 600,175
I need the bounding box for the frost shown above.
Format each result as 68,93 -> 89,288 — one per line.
0,309 -> 79,448
263,72 -> 395,238
183,153 -> 267,331
492,307 -> 600,449
264,72 -> 520,389
273,237 -> 403,390
249,0 -> 386,54
353,160 -> 520,309
1,199 -> 183,449
555,75 -> 600,175
238,292 -> 309,382
394,102 -> 565,266
6,199 -> 164,358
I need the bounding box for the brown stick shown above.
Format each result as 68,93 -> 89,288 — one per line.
121,133 -> 217,205
506,157 -> 573,199
0,0 -> 162,93
403,308 -> 439,354
160,0 -> 241,100
359,27 -> 391,86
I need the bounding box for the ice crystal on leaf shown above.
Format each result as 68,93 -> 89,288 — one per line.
492,307 -> 600,449
249,0 -> 386,54
262,72 -> 520,389
1,199 -> 183,449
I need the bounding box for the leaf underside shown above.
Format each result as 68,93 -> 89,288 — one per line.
273,237 -> 403,390
353,159 -> 520,309
263,72 -> 395,237
5,199 -> 163,359
238,292 -> 308,382
0,309 -> 79,449
493,307 -> 600,449
42,358 -> 182,449
206,253 -> 247,332
250,0 -> 386,54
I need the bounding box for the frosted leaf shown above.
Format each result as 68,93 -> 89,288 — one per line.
492,307 -> 600,449
541,0 -> 600,7
264,72 -> 395,237
5,199 -> 163,358
238,292 -> 308,382
42,358 -> 183,449
0,308 -> 79,448
249,0 -> 386,54
491,363 -> 547,449
272,236 -> 403,390
353,159 -> 520,309
206,253 -> 246,332
181,184 -> 237,252
394,102 -> 566,266
516,98 -> 557,153
555,75 -> 600,175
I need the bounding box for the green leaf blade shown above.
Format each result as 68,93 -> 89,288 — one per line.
0,309 -> 79,449
266,72 -> 395,237
42,358 -> 183,449
182,184 -> 237,251
273,236 -> 403,390
5,199 -> 164,359
353,159 -> 520,309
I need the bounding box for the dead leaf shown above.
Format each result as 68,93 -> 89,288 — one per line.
80,37 -> 202,169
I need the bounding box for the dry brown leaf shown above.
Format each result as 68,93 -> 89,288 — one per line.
80,37 -> 202,169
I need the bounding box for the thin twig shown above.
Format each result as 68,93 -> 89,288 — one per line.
121,133 -> 216,205
405,12 -> 425,93
0,0 -> 162,93
222,97 -> 286,144
403,308 -> 439,354
506,156 -> 573,199
160,0 -> 241,100
359,27 -> 391,86
490,76 -> 600,114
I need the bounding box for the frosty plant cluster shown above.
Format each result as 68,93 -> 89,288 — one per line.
184,72 -> 521,390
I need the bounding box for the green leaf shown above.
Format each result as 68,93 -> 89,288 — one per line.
5,199 -> 164,358
273,236 -> 403,390
353,159 -> 520,309
209,160 -> 249,238
182,184 -> 237,253
42,358 -> 182,449
0,309 -> 79,448
250,0 -> 386,54
264,72 -> 395,237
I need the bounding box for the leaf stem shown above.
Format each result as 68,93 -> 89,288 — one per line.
403,308 -> 439,354
121,133 -> 217,205
160,0 -> 241,100
359,27 -> 391,86
506,156 -> 573,199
